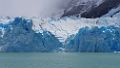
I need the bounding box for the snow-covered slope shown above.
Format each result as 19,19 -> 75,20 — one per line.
62,0 -> 104,17
103,5 -> 120,17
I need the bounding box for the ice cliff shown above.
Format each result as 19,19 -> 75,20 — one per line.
0,17 -> 120,52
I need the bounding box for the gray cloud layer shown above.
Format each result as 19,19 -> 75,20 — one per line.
0,0 -> 70,17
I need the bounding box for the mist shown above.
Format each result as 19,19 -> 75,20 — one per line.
0,0 -> 70,18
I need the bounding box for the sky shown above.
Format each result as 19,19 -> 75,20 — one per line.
0,0 -> 70,18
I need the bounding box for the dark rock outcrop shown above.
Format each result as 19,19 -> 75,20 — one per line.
81,0 -> 120,18
62,0 -> 120,18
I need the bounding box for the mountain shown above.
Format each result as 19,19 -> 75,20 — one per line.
61,0 -> 120,18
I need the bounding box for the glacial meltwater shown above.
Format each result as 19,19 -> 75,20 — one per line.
0,53 -> 120,68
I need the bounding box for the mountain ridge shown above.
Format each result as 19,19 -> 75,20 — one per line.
62,0 -> 120,18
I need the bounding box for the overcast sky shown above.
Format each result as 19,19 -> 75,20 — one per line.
0,0 -> 70,18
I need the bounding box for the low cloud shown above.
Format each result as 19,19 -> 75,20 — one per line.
0,0 -> 70,18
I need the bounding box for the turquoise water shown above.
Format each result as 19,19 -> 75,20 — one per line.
0,53 -> 120,68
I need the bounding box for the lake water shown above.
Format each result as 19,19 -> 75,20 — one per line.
0,53 -> 120,68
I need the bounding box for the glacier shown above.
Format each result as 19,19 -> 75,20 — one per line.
65,26 -> 120,52
0,16 -> 120,52
0,17 -> 62,52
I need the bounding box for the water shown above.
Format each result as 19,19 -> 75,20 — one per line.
0,53 -> 120,68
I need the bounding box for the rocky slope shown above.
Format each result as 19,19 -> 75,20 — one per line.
62,0 -> 120,18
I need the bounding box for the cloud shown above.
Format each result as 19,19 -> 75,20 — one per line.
0,0 -> 70,18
